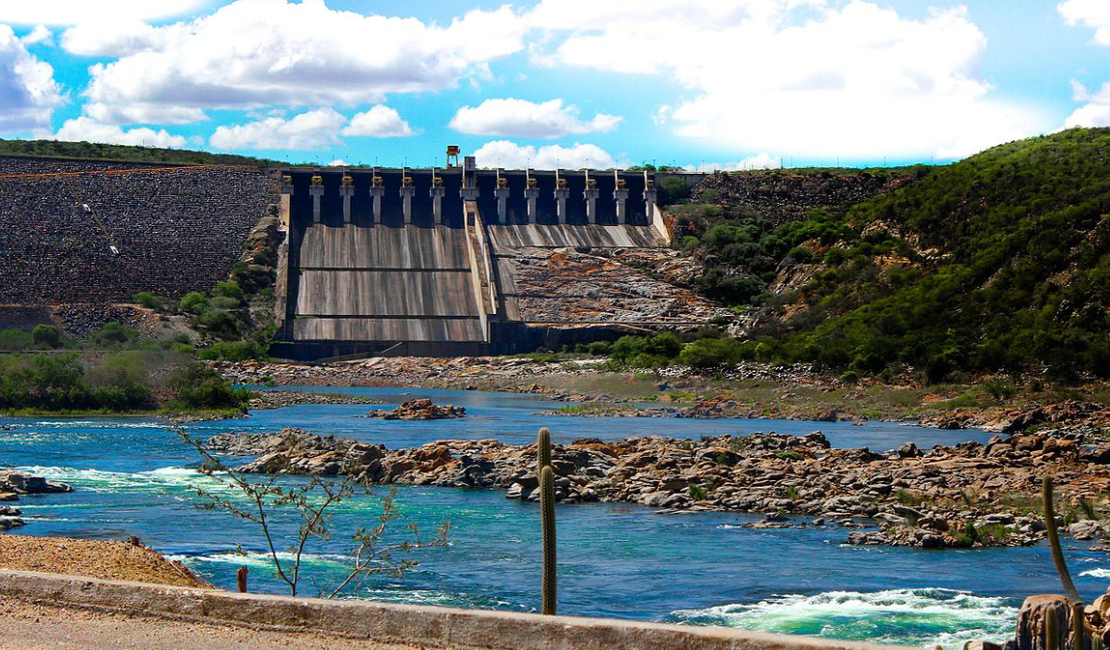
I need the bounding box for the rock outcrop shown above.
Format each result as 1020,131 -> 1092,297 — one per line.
360,399 -> 466,421
208,428 -> 1110,548
0,470 -> 73,530
0,470 -> 72,500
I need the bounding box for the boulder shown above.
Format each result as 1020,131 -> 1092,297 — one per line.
1012,595 -> 1070,650
361,399 -> 466,421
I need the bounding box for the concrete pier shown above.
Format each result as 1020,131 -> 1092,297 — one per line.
340,173 -> 354,224
309,173 -> 323,223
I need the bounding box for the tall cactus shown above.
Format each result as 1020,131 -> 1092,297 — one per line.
537,428 -> 557,615
1044,475 -> 1089,650
1044,476 -> 1081,604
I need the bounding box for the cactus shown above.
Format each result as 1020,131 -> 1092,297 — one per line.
1045,475 -> 1092,650
537,427 -> 552,473
536,427 -> 557,615
1047,608 -> 1060,650
1074,603 -> 1090,650
1044,476 -> 1082,605
540,464 -> 557,615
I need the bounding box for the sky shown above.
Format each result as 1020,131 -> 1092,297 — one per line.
0,0 -> 1108,170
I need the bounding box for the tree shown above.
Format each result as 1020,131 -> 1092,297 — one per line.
177,427 -> 450,598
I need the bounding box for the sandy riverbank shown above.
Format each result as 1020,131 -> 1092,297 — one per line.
0,535 -> 209,588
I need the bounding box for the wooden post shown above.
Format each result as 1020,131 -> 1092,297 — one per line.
237,566 -> 248,593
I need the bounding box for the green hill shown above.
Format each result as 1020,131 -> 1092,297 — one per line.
0,139 -> 283,167
737,128 -> 1110,380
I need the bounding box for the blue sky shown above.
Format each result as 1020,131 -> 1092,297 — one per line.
1,0 -> 1108,169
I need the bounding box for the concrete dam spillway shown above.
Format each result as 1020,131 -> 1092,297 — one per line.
272,159 -> 713,359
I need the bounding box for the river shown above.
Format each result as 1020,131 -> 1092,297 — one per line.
1,387 -> 1105,648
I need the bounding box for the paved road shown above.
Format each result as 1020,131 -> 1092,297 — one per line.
0,597 -> 429,650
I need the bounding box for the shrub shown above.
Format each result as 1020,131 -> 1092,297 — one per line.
0,328 -> 33,351
178,291 -> 210,314
133,292 -> 163,310
678,338 -> 743,368
31,324 -> 61,349
788,245 -> 814,263
584,341 -> 611,356
198,341 -> 267,362
194,309 -> 240,340
210,296 -> 243,311
90,323 -> 139,348
168,361 -> 249,410
213,281 -> 245,304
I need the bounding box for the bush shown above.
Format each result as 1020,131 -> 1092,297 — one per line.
788,246 -> 814,263
31,324 -> 61,349
210,296 -> 243,311
678,338 -> 743,368
610,333 -> 683,366
90,323 -> 139,348
0,328 -> 33,351
169,361 -> 249,410
179,291 -> 210,314
212,281 -> 245,304
134,292 -> 163,310
194,309 -> 240,340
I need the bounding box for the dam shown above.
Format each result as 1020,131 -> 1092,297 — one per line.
272,157 -> 714,359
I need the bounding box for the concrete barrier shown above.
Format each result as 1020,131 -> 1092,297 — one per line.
0,569 -> 905,650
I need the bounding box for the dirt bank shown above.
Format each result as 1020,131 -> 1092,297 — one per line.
0,535 -> 209,588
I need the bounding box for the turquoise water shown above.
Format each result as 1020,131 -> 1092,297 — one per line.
1,387 -> 1105,648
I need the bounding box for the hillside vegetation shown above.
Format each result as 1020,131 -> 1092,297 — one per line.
0,139 -> 281,167
732,128 -> 1110,380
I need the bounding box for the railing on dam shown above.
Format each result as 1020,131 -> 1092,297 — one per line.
280,166 -> 657,229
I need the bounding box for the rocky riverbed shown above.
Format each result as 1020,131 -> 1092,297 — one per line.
215,357 -> 819,400
207,428 -> 1110,549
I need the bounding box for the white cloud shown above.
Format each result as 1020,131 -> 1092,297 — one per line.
684,153 -> 781,172
0,25 -> 62,132
327,159 -> 348,167
51,117 -> 187,147
72,0 -> 528,125
530,0 -> 1047,160
1064,80 -> 1110,128
472,140 -> 619,169
341,105 -> 413,137
449,98 -> 621,139
1060,0 -> 1110,45
1060,2 -> 1110,129
0,0 -> 211,26
61,19 -> 167,57
210,108 -> 346,150
21,25 -> 54,47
